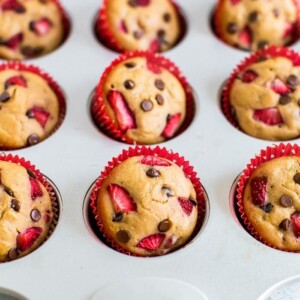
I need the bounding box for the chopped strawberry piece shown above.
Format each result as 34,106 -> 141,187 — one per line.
1,0 -> 25,13
0,33 -> 23,51
291,212 -> 300,238
283,22 -> 294,39
140,156 -> 171,166
107,184 -> 137,213
137,233 -> 165,251
250,177 -> 267,206
269,79 -> 290,95
146,56 -> 161,74
107,90 -> 136,132
136,0 -> 151,5
17,227 -> 43,252
149,39 -> 160,53
29,18 -> 52,36
5,75 -> 27,89
239,27 -> 252,49
119,20 -> 128,33
178,197 -> 194,216
230,0 -> 240,5
240,70 -> 258,83
29,177 -> 43,200
27,107 -> 50,128
162,113 -> 181,138
253,107 -> 284,126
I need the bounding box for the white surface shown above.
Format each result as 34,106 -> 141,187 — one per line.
1,1 -> 300,299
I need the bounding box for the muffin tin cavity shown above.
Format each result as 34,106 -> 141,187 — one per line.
0,288 -> 28,300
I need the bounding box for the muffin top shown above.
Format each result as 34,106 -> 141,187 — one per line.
0,69 -> 60,149
101,56 -> 186,144
229,56 -> 300,140
243,156 -> 300,251
97,155 -> 198,256
215,0 -> 298,51
0,0 -> 65,60
103,0 -> 181,52
0,160 -> 53,262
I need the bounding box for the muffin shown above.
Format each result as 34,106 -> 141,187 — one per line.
95,155 -> 198,256
223,46 -> 300,141
214,0 -> 300,51
0,159 -> 54,262
92,51 -> 192,145
96,0 -> 182,52
0,64 -> 64,149
0,0 -> 67,60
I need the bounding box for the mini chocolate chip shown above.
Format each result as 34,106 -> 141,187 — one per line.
273,8 -> 280,18
155,94 -> 164,105
279,94 -> 291,105
7,248 -> 19,260
258,40 -> 269,49
157,29 -> 166,38
4,187 -> 14,197
27,134 -> 39,146
113,212 -> 123,222
27,169 -> 36,179
15,6 -> 25,13
248,11 -> 258,23
26,109 -> 35,118
30,209 -> 41,222
133,31 -> 143,40
0,92 -> 10,103
128,0 -> 137,7
124,62 -> 136,68
257,55 -> 268,62
29,21 -> 35,31
280,219 -> 291,231
155,79 -> 165,91
146,168 -> 160,178
280,194 -> 293,207
189,198 -> 197,206
162,186 -> 174,197
294,173 -> 300,184
158,219 -> 171,232
163,13 -> 171,22
140,100 -> 153,112
124,80 -> 135,89
286,75 -> 299,87
116,230 -> 131,243
227,23 -> 238,34
11,199 -> 20,212
260,203 -> 273,213
21,46 -> 44,57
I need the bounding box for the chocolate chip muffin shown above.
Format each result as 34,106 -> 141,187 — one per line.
98,0 -> 181,52
214,0 -> 299,51
229,55 -> 300,140
0,160 -> 53,262
0,0 -> 65,60
98,56 -> 186,144
243,156 -> 300,251
0,68 -> 60,149
96,155 -> 198,256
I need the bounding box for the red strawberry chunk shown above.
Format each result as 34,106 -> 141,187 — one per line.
162,113 -> 181,138
30,18 -> 52,36
283,22 -> 294,39
250,177 -> 267,206
107,90 -> 136,132
230,0 -> 241,5
29,177 -> 43,200
291,212 -> 300,238
269,79 -> 290,95
239,27 -> 252,49
107,184 -> 137,213
136,0 -> 151,6
149,39 -> 160,53
146,56 -> 161,74
137,233 -> 165,251
253,107 -> 283,126
0,33 -> 23,50
1,0 -> 25,13
27,107 -> 50,128
17,227 -> 43,252
140,156 -> 171,166
5,75 -> 27,89
241,70 -> 258,83
178,197 -> 194,216
119,20 -> 128,33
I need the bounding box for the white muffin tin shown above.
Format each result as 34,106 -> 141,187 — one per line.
1,1 -> 300,299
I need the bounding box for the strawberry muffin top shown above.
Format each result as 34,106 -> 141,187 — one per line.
0,68 -> 60,149
0,0 -> 65,60
229,56 -> 300,140
96,155 -> 198,256
99,0 -> 181,52
243,156 -> 300,251
0,160 -> 53,262
214,0 -> 299,51
100,56 -> 186,144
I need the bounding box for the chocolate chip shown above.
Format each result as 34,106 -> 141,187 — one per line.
227,23 -> 238,34
29,21 -> 35,31
294,173 -> 300,184
140,100 -> 153,112
189,198 -> 197,206
26,109 -> 35,118
280,194 -> 293,207
257,40 -> 269,49
162,186 -> 174,197
21,46 -> 44,57
124,80 -> 135,89
27,134 -> 39,146
248,11 -> 258,23
273,8 -> 280,18
158,219 -> 171,232
4,187 -> 14,197
116,230 -> 131,243
163,13 -> 171,22
30,209 -> 41,222
146,168 -> 160,178
157,29 -> 166,38
257,55 -> 268,62
27,169 -> 37,179
155,94 -> 164,105
286,75 -> 299,87
113,212 -> 123,222
128,0 -> 138,7
0,91 -> 10,103
260,203 -> 273,213
133,31 -> 143,40
11,199 -> 20,212
124,62 -> 136,68
280,219 -> 291,231
155,79 -> 165,91
279,94 -> 291,105
7,248 -> 19,260
15,6 -> 25,14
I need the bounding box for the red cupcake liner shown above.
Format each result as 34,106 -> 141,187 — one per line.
0,153 -> 60,263
236,143 -> 300,252
91,50 -> 195,145
221,45 -> 300,131
95,0 -> 186,53
89,146 -> 207,257
0,61 -> 66,151
52,0 -> 71,42
214,0 -> 300,50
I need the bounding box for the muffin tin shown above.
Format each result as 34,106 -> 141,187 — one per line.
2,0 -> 300,299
